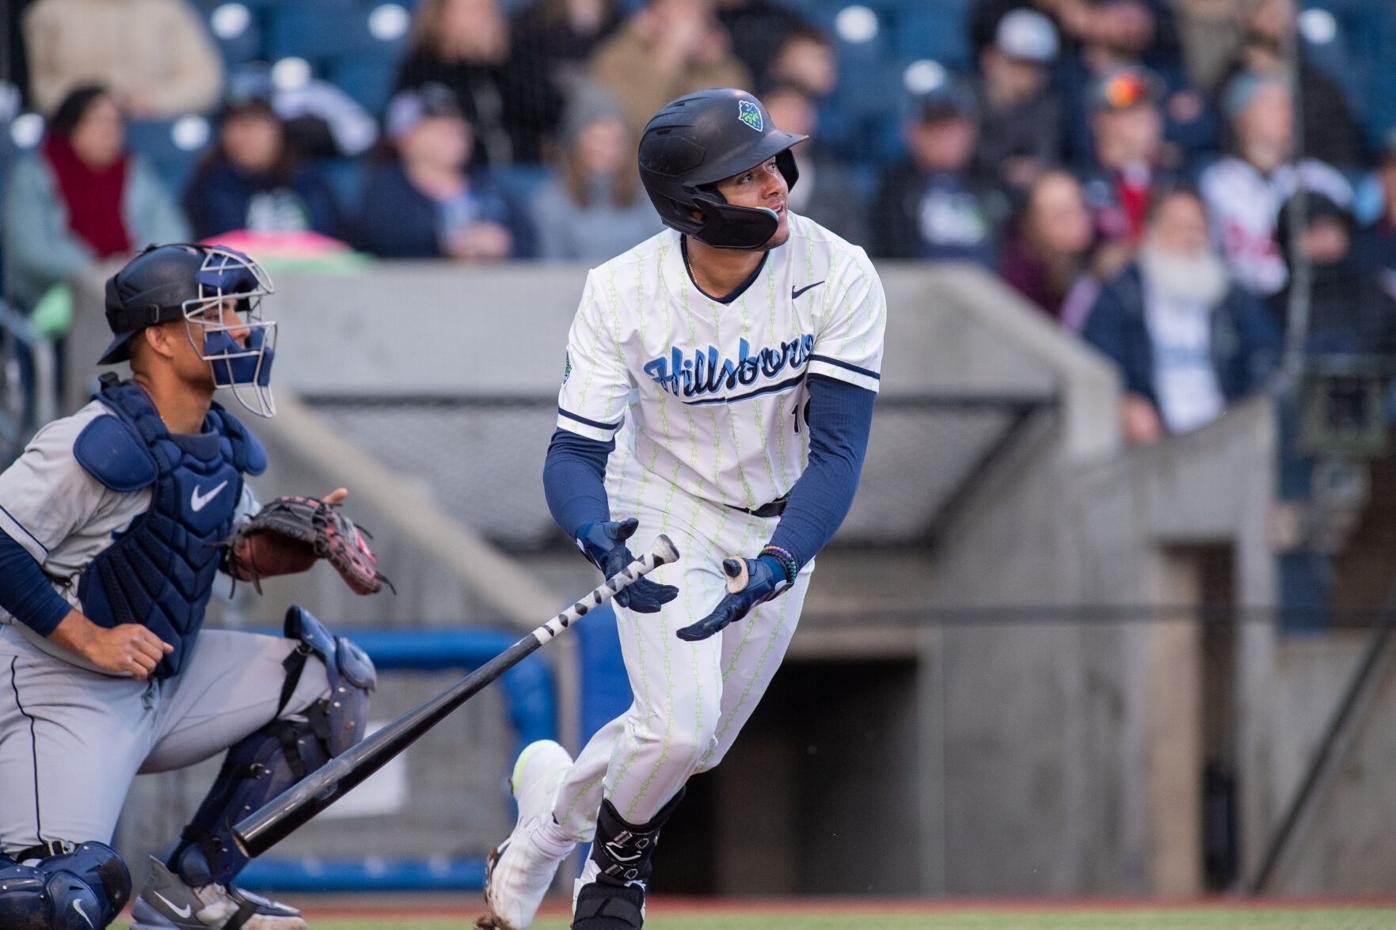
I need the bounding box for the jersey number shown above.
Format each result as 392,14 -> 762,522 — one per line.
791,397 -> 810,434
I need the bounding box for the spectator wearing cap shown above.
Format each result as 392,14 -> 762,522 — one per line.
182,94 -> 341,241
588,0 -> 751,142
1076,65 -> 1177,279
529,87 -> 662,260
763,82 -> 867,247
1199,71 -> 1350,296
1054,0 -> 1215,170
872,81 -> 1008,264
354,84 -> 534,260
3,84 -> 189,316
971,8 -> 1064,194
1081,185 -> 1279,445
1358,133 -> 1396,282
23,0 -> 222,119
1214,0 -> 1364,170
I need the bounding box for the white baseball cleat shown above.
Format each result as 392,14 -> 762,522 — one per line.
129,856 -> 306,930
477,739 -> 577,930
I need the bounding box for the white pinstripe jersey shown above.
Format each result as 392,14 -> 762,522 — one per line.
555,212 -> 886,511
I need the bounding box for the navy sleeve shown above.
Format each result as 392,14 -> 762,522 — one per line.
0,527 -> 72,637
543,428 -> 613,540
767,374 -> 876,567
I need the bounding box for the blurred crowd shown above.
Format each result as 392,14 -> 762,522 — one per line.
2,0 -> 1396,448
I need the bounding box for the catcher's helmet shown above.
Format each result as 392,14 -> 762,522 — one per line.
638,88 -> 807,250
100,243 -> 278,417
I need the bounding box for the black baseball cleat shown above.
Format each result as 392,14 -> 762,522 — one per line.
129,856 -> 306,930
571,882 -> 647,930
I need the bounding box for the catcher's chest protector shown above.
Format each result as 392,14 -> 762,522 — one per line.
75,379 -> 267,677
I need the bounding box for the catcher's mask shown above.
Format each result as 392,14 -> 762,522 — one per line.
101,243 -> 279,418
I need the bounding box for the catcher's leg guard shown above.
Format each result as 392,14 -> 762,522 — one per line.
571,788 -> 685,930
166,605 -> 375,886
0,841 -> 131,930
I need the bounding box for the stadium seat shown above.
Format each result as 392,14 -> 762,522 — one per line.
890,4 -> 970,69
125,119 -> 211,201
267,2 -> 411,114
330,57 -> 402,116
320,156 -> 366,219
198,1 -> 265,66
265,1 -> 376,65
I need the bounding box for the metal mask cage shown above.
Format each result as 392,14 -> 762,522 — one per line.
180,246 -> 279,418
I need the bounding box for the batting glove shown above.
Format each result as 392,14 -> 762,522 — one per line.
577,517 -> 680,614
676,553 -> 792,642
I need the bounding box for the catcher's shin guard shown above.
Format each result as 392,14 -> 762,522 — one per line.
167,607 -> 375,886
571,788 -> 685,930
281,605 -> 376,755
168,714 -> 333,886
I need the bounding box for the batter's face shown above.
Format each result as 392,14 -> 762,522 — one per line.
713,156 -> 790,248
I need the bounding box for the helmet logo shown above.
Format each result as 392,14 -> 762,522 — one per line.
738,99 -> 763,132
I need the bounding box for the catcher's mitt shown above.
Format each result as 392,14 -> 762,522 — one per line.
227,495 -> 394,595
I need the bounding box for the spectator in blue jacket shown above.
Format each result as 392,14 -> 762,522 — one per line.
355,83 -> 534,260
1081,185 -> 1279,444
183,94 -> 341,240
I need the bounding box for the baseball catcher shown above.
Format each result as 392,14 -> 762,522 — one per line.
0,243 -> 386,930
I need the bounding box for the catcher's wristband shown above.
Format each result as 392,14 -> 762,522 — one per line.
759,545 -> 799,585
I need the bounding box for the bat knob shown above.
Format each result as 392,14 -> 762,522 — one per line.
722,557 -> 749,594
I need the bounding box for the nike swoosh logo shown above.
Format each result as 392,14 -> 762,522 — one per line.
153,890 -> 193,919
792,280 -> 825,300
190,480 -> 228,513
72,899 -> 95,928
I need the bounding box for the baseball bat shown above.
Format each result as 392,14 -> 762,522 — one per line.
232,534 -> 680,858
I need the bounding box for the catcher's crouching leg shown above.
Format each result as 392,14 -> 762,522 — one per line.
154,606 -> 375,900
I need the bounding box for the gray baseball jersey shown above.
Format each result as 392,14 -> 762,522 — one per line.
0,401 -> 322,854
0,399 -> 255,672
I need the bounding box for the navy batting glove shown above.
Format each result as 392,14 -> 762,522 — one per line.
677,554 -> 789,642
576,517 -> 679,614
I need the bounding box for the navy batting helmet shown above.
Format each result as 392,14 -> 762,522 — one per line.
638,88 -> 807,250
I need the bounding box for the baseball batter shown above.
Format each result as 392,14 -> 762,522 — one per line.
480,88 -> 886,930
0,244 -> 382,930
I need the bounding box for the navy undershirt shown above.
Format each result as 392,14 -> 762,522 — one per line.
543,373 -> 876,567
0,528 -> 72,637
